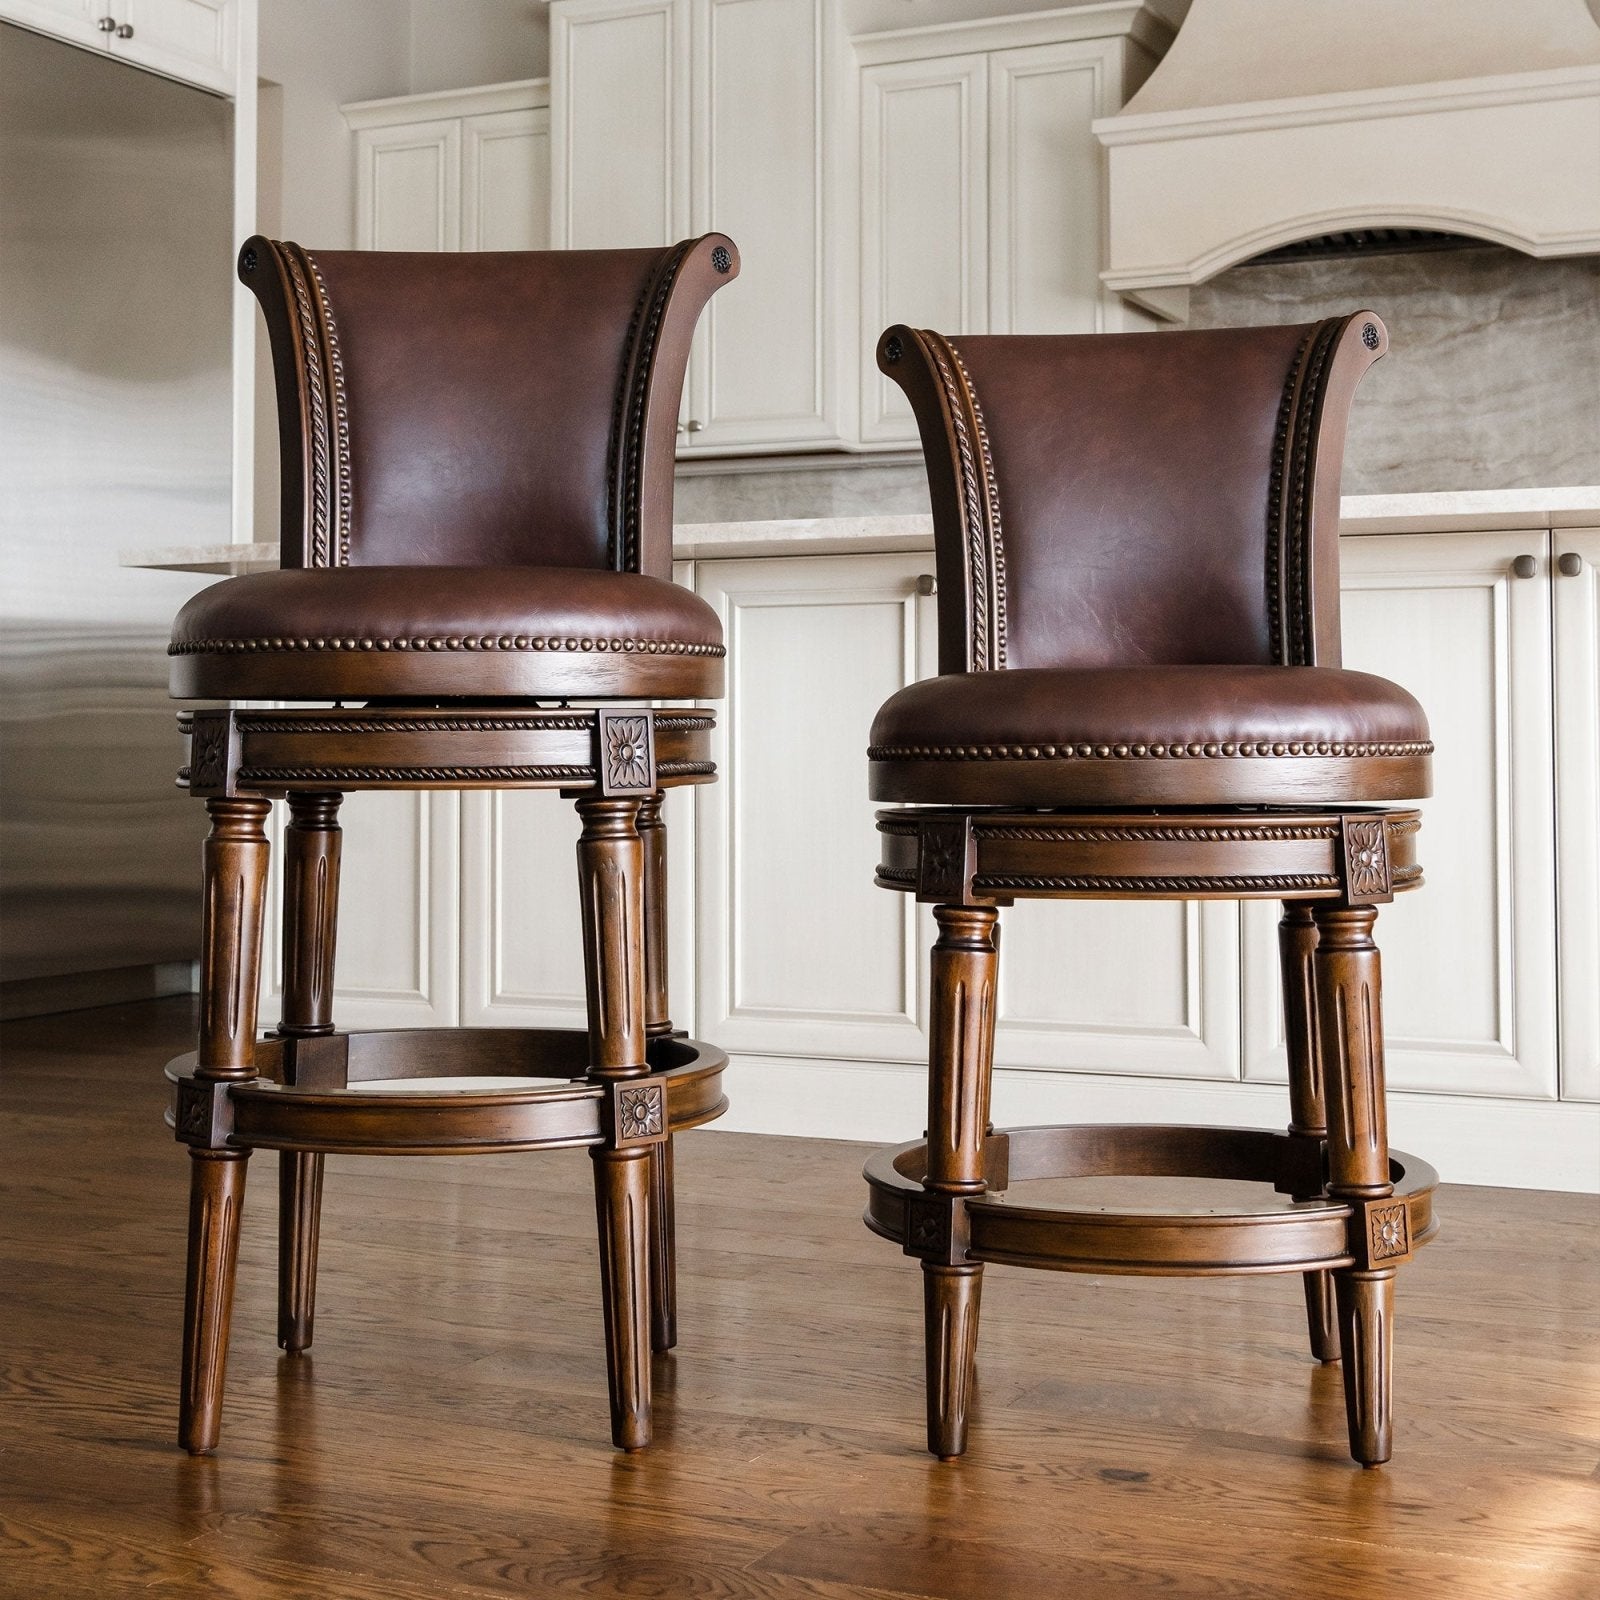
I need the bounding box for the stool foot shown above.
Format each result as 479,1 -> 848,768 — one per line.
648,1136 -> 677,1354
593,1145 -> 653,1451
1336,1268 -> 1394,1466
1303,1269 -> 1340,1363
179,1148 -> 250,1455
924,1262 -> 982,1459
278,1151 -> 324,1354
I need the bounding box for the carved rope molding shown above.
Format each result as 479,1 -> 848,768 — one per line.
234,759 -> 715,785
236,713 -> 714,736
921,331 -> 1006,672
1266,318 -> 1343,665
277,244 -> 335,567
610,240 -> 695,573
301,250 -> 354,565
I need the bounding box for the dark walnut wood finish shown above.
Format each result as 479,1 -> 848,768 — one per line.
867,314 -> 1438,1469
165,237 -> 737,1456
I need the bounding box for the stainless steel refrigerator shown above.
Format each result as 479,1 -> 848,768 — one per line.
0,20 -> 233,1013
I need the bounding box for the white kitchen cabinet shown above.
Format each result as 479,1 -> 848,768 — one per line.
550,0 -> 844,453
1,0 -> 237,93
1244,531 -> 1560,1101
691,551 -> 1239,1079
344,80 -> 551,254
1555,527 -> 1600,1101
856,11 -> 1164,444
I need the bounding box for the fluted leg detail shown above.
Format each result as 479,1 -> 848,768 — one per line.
920,904 -> 998,1460
1279,901 -> 1339,1363
277,1152 -> 323,1353
180,1149 -> 250,1453
179,797 -> 270,1455
924,1263 -> 983,1460
276,793 -> 341,1355
577,795 -> 654,1450
648,1136 -> 677,1353
1314,902 -> 1397,1466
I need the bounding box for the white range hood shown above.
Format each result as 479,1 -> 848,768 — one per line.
1093,0 -> 1600,320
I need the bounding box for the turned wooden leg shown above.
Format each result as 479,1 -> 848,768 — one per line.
922,903 -> 999,1460
577,795 -> 654,1451
277,793 -> 342,1354
1279,901 -> 1339,1363
639,790 -> 677,1354
180,796 -> 271,1455
1313,902 -> 1398,1467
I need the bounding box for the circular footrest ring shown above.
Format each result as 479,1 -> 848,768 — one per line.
864,1124 -> 1438,1276
167,1027 -> 728,1156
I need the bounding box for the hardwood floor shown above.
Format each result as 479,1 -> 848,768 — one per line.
2,997 -> 1597,1599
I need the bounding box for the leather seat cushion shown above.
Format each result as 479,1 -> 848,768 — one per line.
169,566 -> 725,700
869,666 -> 1432,805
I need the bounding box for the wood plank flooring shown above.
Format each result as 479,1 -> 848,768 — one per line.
2,997 -> 1597,1599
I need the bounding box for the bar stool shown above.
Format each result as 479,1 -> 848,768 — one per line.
164,234 -> 738,1453
862,314 -> 1438,1467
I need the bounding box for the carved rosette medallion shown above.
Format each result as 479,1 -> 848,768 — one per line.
597,709 -> 656,797
187,713 -> 234,796
1341,815 -> 1393,902
1366,1201 -> 1412,1265
918,817 -> 974,903
610,1080 -> 666,1146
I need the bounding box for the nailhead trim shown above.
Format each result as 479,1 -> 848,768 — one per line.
171,636 -> 724,657
868,739 -> 1432,761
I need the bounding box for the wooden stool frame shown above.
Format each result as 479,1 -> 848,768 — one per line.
866,804 -> 1438,1467
166,705 -> 725,1455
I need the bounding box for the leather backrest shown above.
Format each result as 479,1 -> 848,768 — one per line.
880,316 -> 1386,672
242,236 -> 738,578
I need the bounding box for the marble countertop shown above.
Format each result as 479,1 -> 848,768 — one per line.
120,487 -> 1600,575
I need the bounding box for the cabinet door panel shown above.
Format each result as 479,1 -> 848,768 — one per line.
462,107 -> 550,251
988,38 -> 1112,335
357,121 -> 461,252
686,0 -> 835,450
1244,532 -> 1558,1098
113,0 -> 233,93
261,791 -> 460,1031
859,56 -> 987,443
696,554 -> 937,1060
1555,528 -> 1600,1100
996,898 -> 1240,1078
552,0 -> 689,248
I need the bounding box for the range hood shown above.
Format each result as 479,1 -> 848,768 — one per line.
1093,0 -> 1600,321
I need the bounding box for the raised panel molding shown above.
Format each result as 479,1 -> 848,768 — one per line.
1244,532 -> 1559,1100
262,791 -> 460,1031
1555,528 -> 1600,1100
858,55 -> 988,443
357,121 -> 461,252
686,0 -> 837,452
462,107 -> 551,251
551,0 -> 690,249
987,37 -> 1115,335
695,554 -> 937,1060
994,898 -> 1241,1079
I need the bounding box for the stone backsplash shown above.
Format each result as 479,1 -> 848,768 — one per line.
677,242 -> 1599,519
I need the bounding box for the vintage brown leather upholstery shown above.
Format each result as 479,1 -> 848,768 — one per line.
169,566 -> 725,699
869,315 -> 1432,806
170,234 -> 737,701
870,665 -> 1430,805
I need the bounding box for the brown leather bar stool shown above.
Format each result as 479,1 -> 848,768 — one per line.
862,314 -> 1439,1467
164,234 -> 738,1454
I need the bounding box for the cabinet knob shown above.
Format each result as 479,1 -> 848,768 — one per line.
1557,551 -> 1585,577
1511,554 -> 1538,579
115,21 -> 133,36
914,573 -> 937,596
97,14 -> 116,29
684,419 -> 704,433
